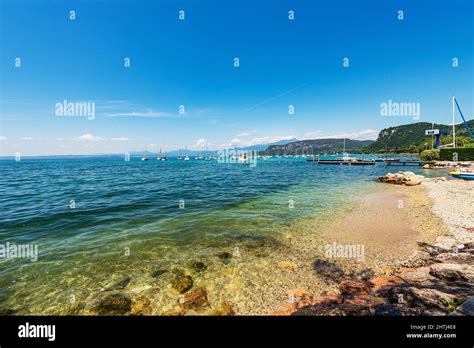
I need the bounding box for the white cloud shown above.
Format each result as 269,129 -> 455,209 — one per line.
0,136 -> 6,141
229,138 -> 242,146
20,137 -> 35,140
78,134 -> 103,141
194,138 -> 208,148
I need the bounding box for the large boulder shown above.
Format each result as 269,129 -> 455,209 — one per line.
429,263 -> 474,282
434,252 -> 474,265
378,171 -> 424,186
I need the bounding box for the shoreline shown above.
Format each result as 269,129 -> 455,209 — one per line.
1,172 -> 471,316
275,176 -> 474,316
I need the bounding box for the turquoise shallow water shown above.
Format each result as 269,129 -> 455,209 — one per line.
0,156 -> 431,314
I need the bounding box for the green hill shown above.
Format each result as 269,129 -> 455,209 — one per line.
364,120 -> 474,153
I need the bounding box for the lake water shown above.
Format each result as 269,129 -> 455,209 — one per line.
0,156 -> 430,314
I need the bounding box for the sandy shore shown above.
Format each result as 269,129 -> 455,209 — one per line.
272,176 -> 474,316
424,179 -> 474,248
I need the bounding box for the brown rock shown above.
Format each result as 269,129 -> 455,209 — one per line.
343,294 -> 382,307
90,292 -> 132,315
313,294 -> 344,305
171,275 -> 193,293
339,280 -> 371,296
178,287 -> 209,309
369,275 -> 404,289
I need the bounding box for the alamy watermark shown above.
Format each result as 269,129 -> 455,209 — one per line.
55,100 -> 95,120
380,99 -> 420,120
217,148 -> 257,167
0,242 -> 38,262
324,242 -> 365,262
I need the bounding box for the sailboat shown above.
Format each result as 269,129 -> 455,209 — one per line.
141,145 -> 149,161
204,143 -> 211,160
157,148 -> 167,161
178,149 -> 183,160
341,138 -> 350,160
184,146 -> 190,161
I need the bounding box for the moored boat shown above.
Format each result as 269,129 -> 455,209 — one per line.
449,171 -> 474,180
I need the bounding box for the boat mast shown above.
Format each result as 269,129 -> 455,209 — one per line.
452,96 -> 456,148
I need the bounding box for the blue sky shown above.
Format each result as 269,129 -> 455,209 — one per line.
0,0 -> 472,155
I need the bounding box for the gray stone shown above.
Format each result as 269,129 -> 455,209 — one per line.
430,263 -> 474,282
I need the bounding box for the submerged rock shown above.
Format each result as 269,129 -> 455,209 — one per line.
178,287 -> 209,309
217,252 -> 232,264
171,275 -> 193,293
90,292 -> 132,315
151,269 -> 168,278
191,261 -> 207,272
105,277 -> 131,291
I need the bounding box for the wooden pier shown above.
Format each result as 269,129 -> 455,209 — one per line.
306,158 -> 375,165
385,161 -> 434,166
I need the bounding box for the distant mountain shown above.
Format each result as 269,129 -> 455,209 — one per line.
261,138 -> 374,155
157,138 -> 299,157
364,120 -> 474,153
235,138 -> 299,152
